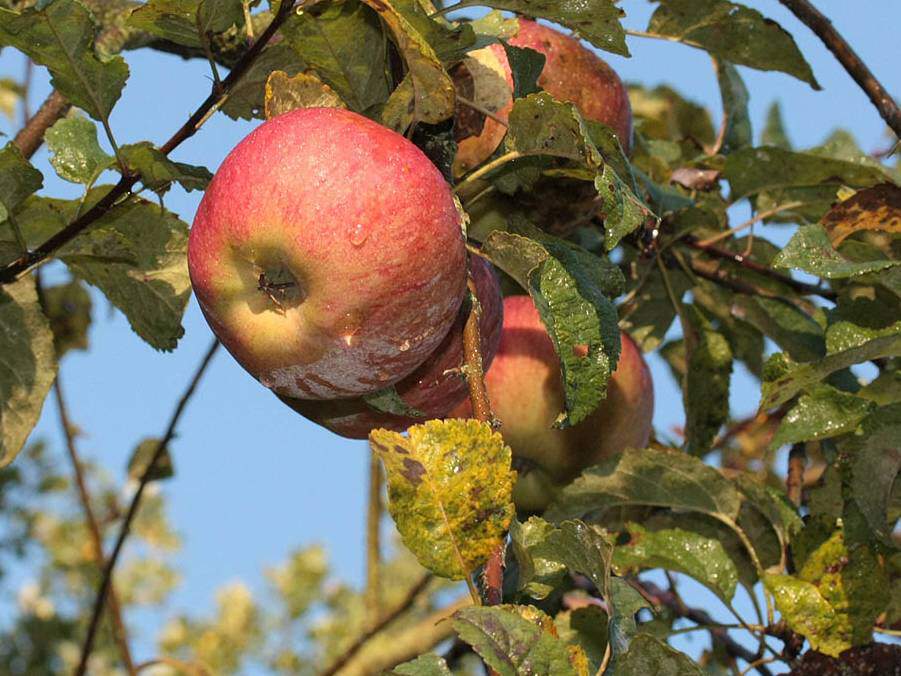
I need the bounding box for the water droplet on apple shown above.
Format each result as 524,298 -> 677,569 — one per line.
348,222 -> 369,247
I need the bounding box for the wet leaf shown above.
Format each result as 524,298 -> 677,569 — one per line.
264,70 -> 346,118
447,0 -> 627,56
547,447 -> 743,523
0,0 -> 129,121
544,520 -> 614,595
773,224 -> 899,279
616,633 -> 704,675
821,183 -> 901,247
45,116 -> 113,185
481,220 -> 623,426
682,305 -> 732,455
453,605 -> 585,676
765,573 -> 845,656
613,523 -> 738,603
771,385 -> 874,448
509,517 -> 567,600
0,276 -> 57,467
646,0 -> 818,88
120,143 -> 212,195
369,419 -> 514,580
281,0 -> 390,113
127,437 -> 174,482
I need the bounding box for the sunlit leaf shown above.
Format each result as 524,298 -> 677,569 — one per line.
771,384 -> 874,448
264,70 -> 346,118
389,653 -> 452,675
369,419 -> 514,580
45,116 -> 113,185
773,224 -> 898,279
509,517 -> 567,600
120,143 -> 212,195
127,437 -> 174,482
616,633 -> 704,675
821,183 -> 901,247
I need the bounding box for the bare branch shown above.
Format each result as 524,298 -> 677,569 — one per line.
778,0 -> 901,138
365,450 -> 383,628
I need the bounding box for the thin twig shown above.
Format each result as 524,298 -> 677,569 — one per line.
786,443 -> 806,507
462,274 -> 493,425
683,235 -> 838,301
75,339 -> 221,675
320,572 -> 435,676
698,202 -> 805,246
365,450 -> 383,628
53,376 -> 136,675
778,0 -> 901,138
0,0 -> 298,285
454,151 -> 522,195
12,90 -> 70,160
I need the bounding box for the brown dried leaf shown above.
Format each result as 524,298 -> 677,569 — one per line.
264,70 -> 346,119
821,183 -> 901,247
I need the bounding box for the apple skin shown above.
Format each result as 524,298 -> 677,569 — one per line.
454,19 -> 633,174
451,295 -> 654,511
279,256 -> 504,438
188,108 -> 467,400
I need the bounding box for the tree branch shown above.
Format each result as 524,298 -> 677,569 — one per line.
682,235 -> 838,301
786,443 -> 806,507
320,572 -> 435,676
12,90 -> 70,160
53,374 -> 136,676
365,450 -> 383,629
778,0 -> 901,138
0,0 -> 299,285
75,339 -> 220,675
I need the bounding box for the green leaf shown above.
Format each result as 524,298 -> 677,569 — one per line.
362,386 -> 425,418
0,142 -> 43,224
847,404 -> 901,545
447,0 -> 627,56
369,419 -> 514,580
263,70 -> 347,118
391,0 -> 475,65
453,606 -> 582,676
731,296 -> 824,362
119,142 -> 212,195
198,0 -> 243,35
41,279 -> 92,357
362,0 -> 455,126
127,437 -> 174,482
544,520 -> 614,595
220,43 -> 306,120
682,305 -> 732,455
765,573 -> 847,657
617,633 -> 703,675
725,146 -> 891,201
0,276 -> 57,467
481,221 -> 623,426
774,224 -> 899,279
594,164 -> 651,250
128,0 -> 204,48
714,60 -> 751,153
547,447 -> 743,523
555,607 -> 608,671
0,0 -> 129,121
502,43 -> 544,100
505,92 -> 603,166
389,654 -> 452,676
45,115 -> 113,185
761,101 -> 791,149
771,385 -> 875,448
606,578 -> 650,665
613,523 -> 738,603
509,517 -> 567,600
619,265 -> 691,352
281,0 -> 390,113
733,475 -> 802,554
761,335 -> 901,408
646,0 -> 818,88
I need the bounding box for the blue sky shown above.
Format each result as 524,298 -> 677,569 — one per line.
1,0 -> 899,666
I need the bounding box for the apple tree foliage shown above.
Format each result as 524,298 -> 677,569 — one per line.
0,0 -> 899,673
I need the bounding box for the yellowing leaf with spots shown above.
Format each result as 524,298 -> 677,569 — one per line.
370,419 -> 514,580
821,183 -> 901,247
264,70 -> 347,119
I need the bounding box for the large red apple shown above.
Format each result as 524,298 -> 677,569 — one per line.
452,295 -> 654,510
454,19 -> 633,174
280,255 -> 503,438
188,108 -> 467,399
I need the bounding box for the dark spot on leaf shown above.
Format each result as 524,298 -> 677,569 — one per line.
401,458 -> 426,485
393,444 -> 409,456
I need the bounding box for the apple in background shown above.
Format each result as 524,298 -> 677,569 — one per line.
454,18 -> 633,175
188,108 -> 467,400
452,295 -> 654,511
280,255 -> 504,438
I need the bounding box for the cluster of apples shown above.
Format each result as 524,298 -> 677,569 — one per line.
187,19 -> 653,510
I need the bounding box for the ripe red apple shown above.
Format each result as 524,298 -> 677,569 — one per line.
188,108 -> 467,399
280,255 -> 503,438
454,19 -> 633,174
452,295 -> 654,511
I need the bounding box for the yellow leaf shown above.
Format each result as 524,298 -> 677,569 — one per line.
821,183 -> 901,247
370,419 -> 515,580
264,70 -> 347,119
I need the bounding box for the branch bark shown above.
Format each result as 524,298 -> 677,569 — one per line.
778,0 -> 901,139
75,339 -> 220,675
0,0 -> 299,285
12,90 -> 70,160
365,450 -> 383,628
